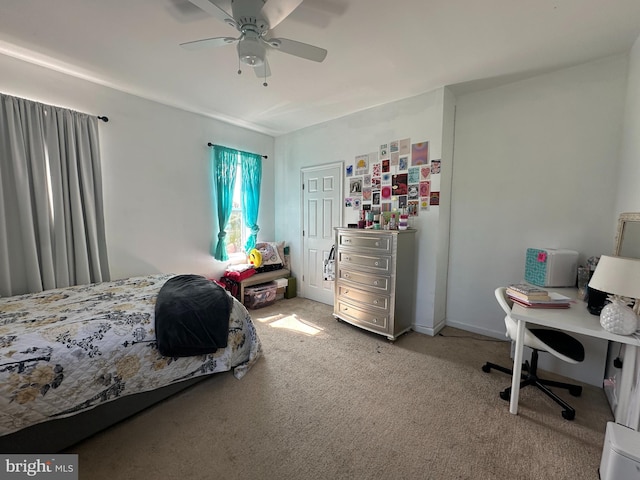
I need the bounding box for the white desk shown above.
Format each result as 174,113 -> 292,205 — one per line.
509,288 -> 640,429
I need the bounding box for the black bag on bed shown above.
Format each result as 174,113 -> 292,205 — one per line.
155,274 -> 233,357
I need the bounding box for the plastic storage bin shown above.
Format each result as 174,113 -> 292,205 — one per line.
599,421 -> 640,480
244,282 -> 277,309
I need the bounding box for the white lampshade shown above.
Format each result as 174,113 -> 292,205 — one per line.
589,255 -> 640,333
588,255 -> 640,300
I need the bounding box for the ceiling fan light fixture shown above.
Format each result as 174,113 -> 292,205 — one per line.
237,36 -> 265,66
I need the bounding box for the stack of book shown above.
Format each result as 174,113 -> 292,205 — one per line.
506,283 -> 571,308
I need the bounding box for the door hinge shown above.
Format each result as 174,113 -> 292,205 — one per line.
302,183 -> 305,190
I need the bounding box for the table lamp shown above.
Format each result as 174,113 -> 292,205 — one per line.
588,255 -> 640,335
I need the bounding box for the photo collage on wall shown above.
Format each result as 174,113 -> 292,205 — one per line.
344,138 -> 441,217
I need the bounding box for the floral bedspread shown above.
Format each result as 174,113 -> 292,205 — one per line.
0,274 -> 262,436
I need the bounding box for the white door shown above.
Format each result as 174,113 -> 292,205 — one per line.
301,163 -> 343,305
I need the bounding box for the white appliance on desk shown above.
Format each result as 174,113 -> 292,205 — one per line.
600,422 -> 640,480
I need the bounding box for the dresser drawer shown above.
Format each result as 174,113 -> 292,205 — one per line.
337,284 -> 390,311
337,267 -> 391,293
336,299 -> 389,333
337,251 -> 391,274
338,232 -> 392,253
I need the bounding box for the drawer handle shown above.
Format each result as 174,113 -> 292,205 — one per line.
373,280 -> 378,286
345,256 -> 351,261
343,239 -> 351,243
343,306 -> 349,311
373,318 -> 378,323
373,300 -> 378,304
374,261 -> 379,266
344,289 -> 350,294
375,242 -> 380,246
344,273 -> 350,279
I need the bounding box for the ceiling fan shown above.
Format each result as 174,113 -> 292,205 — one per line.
181,0 -> 328,84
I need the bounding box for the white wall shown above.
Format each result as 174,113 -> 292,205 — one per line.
274,89 -> 451,334
448,55 -> 629,385
0,53 -> 275,281
616,35 -> 640,213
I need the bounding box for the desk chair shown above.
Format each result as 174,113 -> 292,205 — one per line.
482,287 -> 585,420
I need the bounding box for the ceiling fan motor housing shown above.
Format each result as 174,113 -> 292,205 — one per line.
237,35 -> 265,66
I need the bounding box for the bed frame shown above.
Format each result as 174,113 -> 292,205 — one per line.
0,376 -> 207,453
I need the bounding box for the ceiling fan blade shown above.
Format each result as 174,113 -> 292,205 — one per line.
261,0 -> 304,28
187,0 -> 238,28
180,36 -> 239,50
267,37 -> 327,62
253,58 -> 272,79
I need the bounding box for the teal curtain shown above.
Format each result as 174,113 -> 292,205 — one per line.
241,152 -> 262,253
211,146 -> 238,261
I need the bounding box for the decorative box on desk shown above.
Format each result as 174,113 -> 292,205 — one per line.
333,228 -> 417,341
524,248 -> 578,287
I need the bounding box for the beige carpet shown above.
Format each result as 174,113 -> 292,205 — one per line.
70,297 -> 613,479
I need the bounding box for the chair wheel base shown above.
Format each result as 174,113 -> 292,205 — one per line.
562,409 -> 575,420
569,386 -> 582,397
482,364 -> 491,373
499,390 -> 510,401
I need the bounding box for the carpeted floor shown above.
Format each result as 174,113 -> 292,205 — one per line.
70,297 -> 613,479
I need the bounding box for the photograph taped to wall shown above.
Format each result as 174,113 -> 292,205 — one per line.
349,177 -> 362,194
398,156 -> 408,171
382,159 -> 390,173
430,159 -> 441,174
372,163 -> 381,177
355,155 -> 368,175
430,191 -> 440,205
421,197 -> 429,210
420,181 -> 431,197
345,197 -> 353,207
408,184 -> 419,200
379,143 -> 389,159
392,173 -> 407,195
390,140 -> 399,153
399,138 -> 411,155
363,174 -> 371,186
411,141 -> 429,166
420,166 -> 430,181
371,177 -> 381,190
390,152 -> 399,166
408,167 -> 420,184
346,165 -> 353,177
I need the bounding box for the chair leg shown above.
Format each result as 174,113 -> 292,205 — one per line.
534,380 -> 576,420
537,378 -> 583,397
482,361 -> 513,375
482,361 -> 528,377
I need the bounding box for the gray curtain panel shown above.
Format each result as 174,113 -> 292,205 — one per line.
0,93 -> 110,296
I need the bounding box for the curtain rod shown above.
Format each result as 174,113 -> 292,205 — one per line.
207,142 -> 267,159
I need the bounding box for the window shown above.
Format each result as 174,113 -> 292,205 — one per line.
226,160 -> 247,257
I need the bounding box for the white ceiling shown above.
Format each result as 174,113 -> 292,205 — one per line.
1,0 -> 640,137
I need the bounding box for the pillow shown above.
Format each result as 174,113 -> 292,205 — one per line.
155,275 -> 232,357
255,242 -> 283,267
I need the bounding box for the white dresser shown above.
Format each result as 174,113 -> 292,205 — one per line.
333,228 -> 417,341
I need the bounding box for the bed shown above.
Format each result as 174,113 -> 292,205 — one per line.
0,273 -> 262,453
